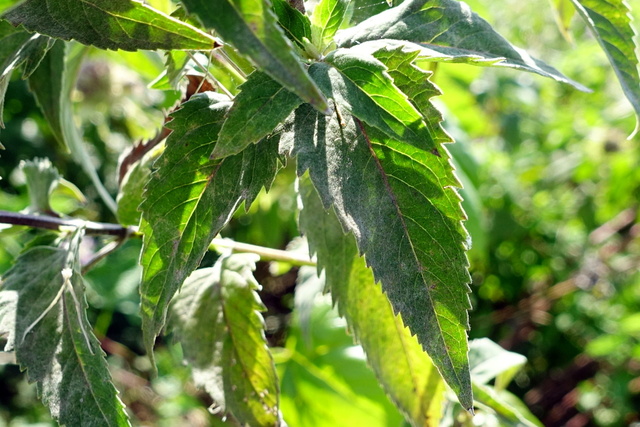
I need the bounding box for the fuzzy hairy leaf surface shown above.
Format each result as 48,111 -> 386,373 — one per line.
181,0 -> 329,113
570,0 -> 640,130
214,71 -> 303,159
298,177 -> 447,425
169,254 -> 279,426
309,49 -> 438,151
0,230 -> 130,426
140,92 -> 282,360
336,0 -> 588,90
4,0 -> 218,51
287,103 -> 472,409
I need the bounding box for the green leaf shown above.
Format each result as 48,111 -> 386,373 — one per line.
116,145 -> 161,227
139,92 -> 282,362
469,338 -> 527,391
20,157 -> 60,214
214,71 -> 303,159
0,21 -> 52,127
298,177 -> 446,426
4,0 -> 218,51
309,49 -> 438,151
0,229 -> 131,426
310,0 -> 349,52
0,0 -> 23,14
29,41 -> 117,213
181,0 -> 330,113
472,384 -> 543,427
549,0 -> 576,42
278,289 -> 404,427
570,0 -> 640,133
287,103 -> 473,410
169,254 -> 280,426
271,0 -> 312,48
336,0 -> 589,91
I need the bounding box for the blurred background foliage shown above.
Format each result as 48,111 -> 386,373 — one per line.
0,0 -> 639,425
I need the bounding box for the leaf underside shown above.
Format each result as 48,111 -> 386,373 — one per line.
169,254 -> 280,426
336,0 -> 589,91
298,177 -> 447,425
0,231 -> 131,426
4,0 -> 218,51
139,92 -> 282,361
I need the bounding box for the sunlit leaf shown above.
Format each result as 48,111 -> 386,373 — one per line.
469,338 -> 527,391
116,145 -> 161,227
278,287 -> 404,427
286,102 -> 473,410
309,49 -> 438,151
0,0 -> 24,14
140,92 -> 282,361
4,0 -> 218,51
0,229 -> 131,426
214,71 -> 303,159
472,384 -> 543,427
570,0 -> 640,133
181,0 -> 329,113
549,0 -> 576,42
310,0 -> 349,52
336,0 -> 588,90
299,177 -> 447,426
169,254 -> 279,426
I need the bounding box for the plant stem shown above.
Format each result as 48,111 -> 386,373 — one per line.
0,210 -> 315,266
0,210 -> 134,237
210,238 -> 315,266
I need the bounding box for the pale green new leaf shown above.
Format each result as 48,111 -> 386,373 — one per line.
140,92 -> 282,361
570,0 -> 640,132
298,177 -> 446,426
0,230 -> 131,426
469,338 -> 526,391
335,0 -> 588,90
287,104 -> 473,409
181,0 -> 329,113
214,71 -> 303,159
310,0 -> 349,51
0,0 -> 24,14
309,49 -> 438,151
549,0 -> 576,42
4,0 -> 218,51
169,254 -> 279,426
